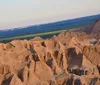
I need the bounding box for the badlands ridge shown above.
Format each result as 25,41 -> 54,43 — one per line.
0,20 -> 100,85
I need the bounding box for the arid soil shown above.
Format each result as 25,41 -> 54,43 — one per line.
0,20 -> 100,85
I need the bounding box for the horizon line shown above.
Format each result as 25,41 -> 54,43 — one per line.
0,13 -> 100,31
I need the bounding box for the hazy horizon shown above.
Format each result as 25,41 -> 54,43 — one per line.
0,0 -> 100,30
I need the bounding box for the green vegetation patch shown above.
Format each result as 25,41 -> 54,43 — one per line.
0,30 -> 66,42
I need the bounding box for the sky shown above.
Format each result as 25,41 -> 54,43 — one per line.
0,0 -> 100,30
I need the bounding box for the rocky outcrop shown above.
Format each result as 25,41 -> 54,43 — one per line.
1,24 -> 100,85
91,20 -> 100,34
83,46 -> 100,66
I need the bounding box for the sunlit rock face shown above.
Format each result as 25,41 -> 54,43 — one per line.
0,20 -> 100,85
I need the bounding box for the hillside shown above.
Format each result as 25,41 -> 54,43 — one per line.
91,20 -> 100,34
0,14 -> 100,39
0,21 -> 100,85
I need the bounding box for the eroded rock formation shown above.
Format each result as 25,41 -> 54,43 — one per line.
0,20 -> 100,85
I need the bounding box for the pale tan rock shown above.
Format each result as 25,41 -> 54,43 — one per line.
0,74 -> 4,85
35,61 -> 55,81
10,75 -> 23,85
22,66 -> 29,83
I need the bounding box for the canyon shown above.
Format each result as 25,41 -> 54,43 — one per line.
0,20 -> 100,85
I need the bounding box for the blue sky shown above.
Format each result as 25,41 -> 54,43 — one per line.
0,0 -> 100,30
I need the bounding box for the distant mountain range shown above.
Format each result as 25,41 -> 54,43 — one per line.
0,14 -> 100,39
